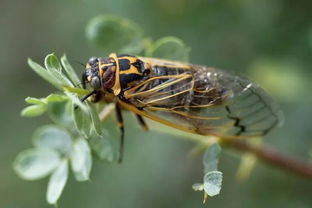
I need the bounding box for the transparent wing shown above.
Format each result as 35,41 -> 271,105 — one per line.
126,64 -> 283,138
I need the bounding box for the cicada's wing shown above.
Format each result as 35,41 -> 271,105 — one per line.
185,67 -> 284,137
124,64 -> 283,138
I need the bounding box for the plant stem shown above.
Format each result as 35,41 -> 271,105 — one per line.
149,121 -> 312,178
221,139 -> 312,178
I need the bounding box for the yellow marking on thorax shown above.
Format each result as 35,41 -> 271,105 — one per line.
119,65 -> 142,75
98,61 -> 104,77
139,57 -> 192,69
110,53 -> 121,95
124,56 -> 138,64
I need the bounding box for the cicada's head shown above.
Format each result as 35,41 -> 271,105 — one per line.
82,53 -> 151,96
82,57 -> 101,90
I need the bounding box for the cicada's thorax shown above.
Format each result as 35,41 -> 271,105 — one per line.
91,53 -> 152,97
121,58 -> 228,109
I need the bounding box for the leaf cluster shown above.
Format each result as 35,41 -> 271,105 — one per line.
15,54 -> 119,205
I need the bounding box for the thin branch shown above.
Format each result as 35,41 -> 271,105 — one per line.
221,138 -> 312,178
150,122 -> 312,178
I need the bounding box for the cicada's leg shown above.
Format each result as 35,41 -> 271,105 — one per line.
91,91 -> 102,103
99,103 -> 115,121
135,114 -> 149,131
115,103 -> 125,163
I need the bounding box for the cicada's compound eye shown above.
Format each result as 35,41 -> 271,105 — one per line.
90,76 -> 101,89
88,57 -> 98,66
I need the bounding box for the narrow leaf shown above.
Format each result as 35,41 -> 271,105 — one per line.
45,54 -> 62,72
28,58 -> 62,90
203,171 -> 223,196
45,94 -> 68,102
63,86 -> 90,96
236,153 -> 257,181
203,143 -> 221,172
44,54 -> 74,87
87,103 -> 103,135
192,183 -> 204,191
72,104 -> 92,138
25,97 -> 46,105
61,54 -> 81,86
46,159 -> 68,205
14,148 -> 61,180
70,138 -> 92,181
21,104 -> 47,117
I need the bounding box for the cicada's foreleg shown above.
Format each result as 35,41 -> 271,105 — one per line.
115,103 -> 125,163
135,114 -> 149,131
91,91 -> 102,103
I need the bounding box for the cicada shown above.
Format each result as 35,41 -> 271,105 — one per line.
81,53 -> 283,161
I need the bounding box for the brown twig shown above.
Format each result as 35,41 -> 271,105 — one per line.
222,139 -> 312,178
149,122 -> 312,178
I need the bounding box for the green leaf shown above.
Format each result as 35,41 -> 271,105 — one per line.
72,102 -> 92,138
89,130 -> 119,162
32,125 -> 72,155
45,53 -> 62,73
64,91 -> 88,113
192,183 -> 204,191
44,54 -> 73,87
236,153 -> 257,181
203,171 -> 223,197
87,103 -> 103,135
14,148 -> 61,180
61,54 -> 81,86
146,36 -> 190,61
86,15 -> 144,54
88,104 -> 118,161
203,143 -> 221,173
45,94 -> 68,102
25,97 -> 46,105
21,104 -> 47,117
63,86 -> 90,96
47,101 -> 73,128
28,58 -> 63,90
70,138 -> 92,181
46,159 -> 68,205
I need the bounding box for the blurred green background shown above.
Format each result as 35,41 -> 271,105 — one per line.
1,0 -> 312,207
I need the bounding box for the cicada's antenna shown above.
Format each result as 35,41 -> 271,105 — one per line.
75,60 -> 85,67
70,60 -> 86,88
